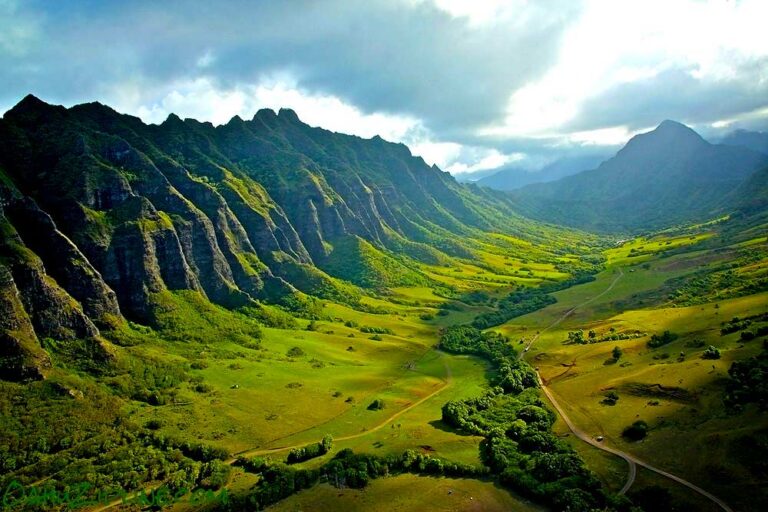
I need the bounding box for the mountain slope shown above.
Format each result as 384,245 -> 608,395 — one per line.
510,120 -> 768,233
0,95 -> 591,379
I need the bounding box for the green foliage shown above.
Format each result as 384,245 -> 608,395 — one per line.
602,391 -> 620,406
320,236 -> 431,289
286,346 -> 305,358
148,291 -> 263,346
471,274 -> 596,329
223,448 -> 488,510
286,435 -> 333,464
702,345 -> 721,360
367,399 -> 385,411
612,346 -> 623,360
647,330 -> 678,349
726,346 -> 768,410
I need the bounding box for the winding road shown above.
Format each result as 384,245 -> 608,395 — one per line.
521,268 -> 733,511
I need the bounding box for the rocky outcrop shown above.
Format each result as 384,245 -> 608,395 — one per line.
0,263 -> 50,381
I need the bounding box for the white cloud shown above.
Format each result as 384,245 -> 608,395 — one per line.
113,75 -> 516,176
196,50 -> 215,68
564,126 -> 648,146
482,0 -> 768,139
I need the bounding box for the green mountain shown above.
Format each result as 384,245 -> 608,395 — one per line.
509,120 -> 768,233
0,95 -> 587,380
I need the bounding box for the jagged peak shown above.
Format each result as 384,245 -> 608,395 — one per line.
226,114 -> 245,125
622,119 -> 706,153
277,108 -> 301,123
5,94 -> 56,120
162,113 -> 183,125
253,108 -> 278,121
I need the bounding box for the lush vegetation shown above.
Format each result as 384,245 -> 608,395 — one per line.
726,342 -> 768,410
437,326 -> 626,511
222,448 -> 488,510
471,274 -> 596,329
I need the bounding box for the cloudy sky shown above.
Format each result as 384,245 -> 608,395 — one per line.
2,0 -> 767,177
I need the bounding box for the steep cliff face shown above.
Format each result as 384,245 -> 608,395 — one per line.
0,95 -> 544,377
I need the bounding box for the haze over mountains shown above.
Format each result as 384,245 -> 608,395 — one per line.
476,153 -> 610,191
506,121 -> 768,233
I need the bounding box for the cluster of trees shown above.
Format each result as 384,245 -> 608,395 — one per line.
721,313 -> 768,339
359,325 -> 394,334
435,324 -> 632,511
726,343 -> 768,410
443,389 -> 621,510
223,448 -> 488,510
566,328 -> 644,344
106,356 -> 190,406
647,330 -> 678,349
438,326 -> 536,393
702,346 -> 721,360
286,435 -> 333,464
142,432 -> 230,462
471,274 -> 596,330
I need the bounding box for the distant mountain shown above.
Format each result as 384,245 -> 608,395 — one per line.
719,129 -> 768,155
728,165 -> 768,216
510,120 -> 768,233
477,154 -> 610,191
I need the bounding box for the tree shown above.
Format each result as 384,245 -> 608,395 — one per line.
588,330 -> 597,340
702,346 -> 721,360
622,420 -> 648,441
612,346 -> 623,360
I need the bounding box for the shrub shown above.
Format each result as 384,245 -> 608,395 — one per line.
367,399 -> 385,411
702,346 -> 721,359
647,331 -> 678,349
622,420 -> 648,441
286,346 -> 305,358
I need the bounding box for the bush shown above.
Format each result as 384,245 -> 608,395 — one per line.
647,331 -> 678,349
286,346 -> 305,358
702,346 -> 721,359
367,399 -> 385,411
622,420 -> 648,441
601,391 -> 619,405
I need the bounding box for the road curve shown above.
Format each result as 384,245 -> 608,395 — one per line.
521,268 -> 733,511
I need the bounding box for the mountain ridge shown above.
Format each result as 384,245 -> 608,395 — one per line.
509,120 -> 768,232
0,95 -> 590,380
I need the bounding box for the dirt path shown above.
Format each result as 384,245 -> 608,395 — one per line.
521,268 -> 733,511
233,353 -> 453,460
519,268 -> 625,359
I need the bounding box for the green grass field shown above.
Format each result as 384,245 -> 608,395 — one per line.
268,473 -> 543,512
